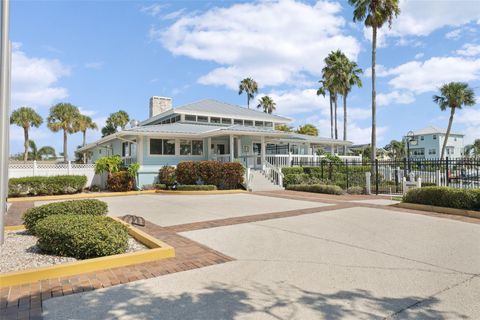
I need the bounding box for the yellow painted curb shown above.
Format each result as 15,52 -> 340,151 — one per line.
155,189 -> 246,195
8,189 -> 158,203
4,224 -> 26,231
394,202 -> 480,219
0,218 -> 175,288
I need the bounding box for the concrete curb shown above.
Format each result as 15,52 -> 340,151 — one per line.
394,202 -> 480,219
7,189 -> 158,203
155,189 -> 247,195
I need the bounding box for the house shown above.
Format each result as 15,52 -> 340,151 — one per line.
78,97 -> 352,188
404,126 -> 464,159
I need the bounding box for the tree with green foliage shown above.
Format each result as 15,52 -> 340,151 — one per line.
238,78 -> 258,109
257,96 -> 276,114
94,155 -> 122,178
26,140 -> 56,160
433,82 -> 476,159
47,103 -> 81,163
465,139 -> 480,157
349,0 -> 400,161
275,124 -> 293,132
101,110 -> 130,137
296,124 -> 318,136
384,139 -> 405,160
10,107 -> 43,162
74,114 -> 98,163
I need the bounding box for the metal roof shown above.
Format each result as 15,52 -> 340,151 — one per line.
413,126 -> 464,136
124,122 -> 222,135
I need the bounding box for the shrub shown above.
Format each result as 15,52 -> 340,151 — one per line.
221,162 -> 244,189
154,184 -> 167,190
107,171 -> 133,192
283,173 -> 310,186
23,199 -> 108,234
35,215 -> 128,259
347,186 -> 364,195
195,161 -> 223,186
403,187 -> 480,211
303,167 -> 322,175
176,185 -> 217,191
159,166 -> 177,187
281,167 -> 304,175
9,175 -> 87,197
176,161 -> 243,189
94,155 -> 122,176
421,182 -> 437,187
286,184 -> 344,195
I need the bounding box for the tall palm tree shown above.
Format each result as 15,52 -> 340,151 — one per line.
257,96 -> 276,114
349,0 -> 400,161
316,80 -> 334,139
47,102 -> 81,163
101,110 -> 130,137
275,124 -> 293,132
74,114 -> 98,163
433,82 -> 476,160
384,139 -> 405,160
465,139 -> 480,157
238,78 -> 258,109
10,107 -> 43,162
296,124 -> 318,136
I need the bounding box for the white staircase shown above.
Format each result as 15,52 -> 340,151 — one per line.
247,169 -> 284,192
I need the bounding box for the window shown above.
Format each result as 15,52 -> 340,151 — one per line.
433,135 -> 437,140
192,140 -> 203,155
122,142 -> 128,157
255,121 -> 264,127
429,149 -> 436,155
233,119 -> 243,125
180,139 -> 204,156
150,139 -> 175,155
210,117 -> 221,124
185,114 -> 196,122
197,116 -> 208,123
244,120 -> 253,126
264,122 -> 273,127
454,137 -> 457,142
222,118 -> 232,124
420,136 -> 424,141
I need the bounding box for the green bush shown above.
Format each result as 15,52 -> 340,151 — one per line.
347,186 -> 364,195
220,162 -> 244,189
176,185 -> 217,191
176,161 -> 243,189
281,167 -> 304,175
303,167 -> 322,175
421,182 -> 437,187
154,184 -> 167,190
159,166 -> 177,187
403,187 -> 480,211
283,173 -> 310,186
286,184 -> 344,195
35,215 -> 128,259
107,171 -> 133,192
9,175 -> 87,197
23,199 -> 108,234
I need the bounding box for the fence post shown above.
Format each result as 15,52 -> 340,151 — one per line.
345,160 -> 349,190
33,160 -> 37,176
365,172 -> 371,194
328,162 -> 332,180
67,161 -> 71,175
375,159 -> 379,195
417,177 -> 422,188
288,152 -> 292,167
403,158 -> 407,179
445,157 -> 449,187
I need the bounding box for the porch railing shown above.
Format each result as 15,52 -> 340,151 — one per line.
211,154 -> 231,163
263,160 -> 284,187
266,154 -> 362,168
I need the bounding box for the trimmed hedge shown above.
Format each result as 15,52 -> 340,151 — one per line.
175,161 -> 244,189
286,184 -> 344,195
403,186 -> 480,211
159,166 -> 176,187
35,215 -> 128,259
107,171 -> 133,192
23,199 -> 108,234
154,184 -> 167,190
9,175 -> 87,197
281,167 -> 304,175
347,186 -> 364,195
176,185 -> 217,191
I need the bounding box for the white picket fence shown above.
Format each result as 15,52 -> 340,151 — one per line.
8,161 -> 100,187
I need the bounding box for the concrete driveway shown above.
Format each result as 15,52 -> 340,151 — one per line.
43,202 -> 480,319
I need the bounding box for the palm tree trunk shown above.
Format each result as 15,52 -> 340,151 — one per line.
83,130 -> 87,164
23,127 -> 29,162
63,129 -> 68,163
329,94 -> 333,139
247,96 -> 250,109
343,93 -> 347,155
371,26 -> 377,162
440,107 -> 456,160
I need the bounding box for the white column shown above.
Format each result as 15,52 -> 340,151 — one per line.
260,136 -> 266,168
137,136 -> 143,165
229,135 -> 234,162
237,136 -> 241,158
331,144 -> 335,155
207,137 -> 212,160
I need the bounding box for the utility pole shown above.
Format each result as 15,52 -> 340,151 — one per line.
0,0 -> 11,245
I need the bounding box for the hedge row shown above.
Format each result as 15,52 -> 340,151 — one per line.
286,184 -> 344,195
9,175 -> 87,197
160,161 -> 244,189
36,215 -> 128,259
403,187 -> 480,211
176,185 -> 217,191
23,199 -> 108,234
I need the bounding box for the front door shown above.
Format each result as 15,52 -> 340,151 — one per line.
253,142 -> 262,168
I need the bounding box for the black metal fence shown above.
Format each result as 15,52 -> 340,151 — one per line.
291,157 -> 480,195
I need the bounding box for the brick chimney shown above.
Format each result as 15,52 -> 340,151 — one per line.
149,96 -> 172,118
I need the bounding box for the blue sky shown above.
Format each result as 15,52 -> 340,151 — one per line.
9,0 -> 480,157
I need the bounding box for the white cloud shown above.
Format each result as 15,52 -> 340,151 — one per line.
84,61 -> 104,69
383,56 -> 480,94
78,107 -> 97,117
377,91 -> 415,106
140,3 -> 165,17
414,53 -> 424,60
12,43 -> 70,108
9,125 -> 50,143
445,28 -> 462,40
154,0 -> 360,89
456,43 -> 480,57
263,88 -> 329,116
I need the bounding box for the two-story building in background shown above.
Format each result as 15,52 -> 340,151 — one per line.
405,126 -> 464,159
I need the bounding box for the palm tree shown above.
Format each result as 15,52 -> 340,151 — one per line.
433,82 -> 476,160
238,78 -> 258,109
74,114 -> 98,163
384,139 -> 405,160
296,124 -> 318,136
349,0 -> 400,161
28,140 -> 38,161
101,110 -> 130,137
10,107 -> 43,162
465,139 -> 480,157
47,102 -> 81,163
257,96 -> 276,114
37,146 -> 56,160
275,124 -> 293,132
316,80 -> 334,139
